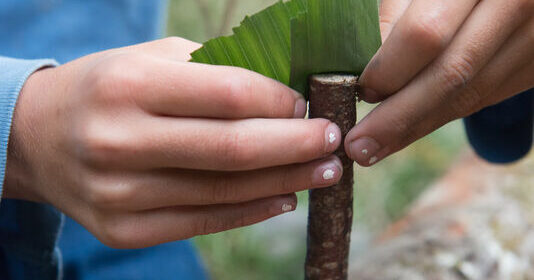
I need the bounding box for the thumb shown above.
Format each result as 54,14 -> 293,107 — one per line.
378,0 -> 413,42
343,86 -> 457,167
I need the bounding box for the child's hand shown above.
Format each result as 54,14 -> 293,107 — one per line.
346,0 -> 534,166
4,37 -> 343,249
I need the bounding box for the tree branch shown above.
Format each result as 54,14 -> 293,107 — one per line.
305,74 -> 358,280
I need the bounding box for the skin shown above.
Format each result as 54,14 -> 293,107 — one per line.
3,37 -> 344,249
346,0 -> 534,166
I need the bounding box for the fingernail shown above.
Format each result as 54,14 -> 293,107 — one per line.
349,137 -> 381,166
280,195 -> 297,213
281,203 -> 294,213
294,98 -> 307,118
312,157 -> 343,186
324,123 -> 341,153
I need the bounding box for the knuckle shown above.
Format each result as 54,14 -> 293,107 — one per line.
272,88 -> 297,117
450,85 -> 487,118
96,218 -> 137,249
86,54 -> 148,102
217,73 -> 252,113
379,13 -> 397,37
232,210 -> 248,229
196,216 -> 227,235
275,167 -> 298,193
216,129 -> 255,168
86,181 -> 134,209
196,212 -> 248,235
439,55 -> 476,92
405,15 -> 447,51
380,14 -> 396,28
208,177 -> 239,204
77,122 -> 131,167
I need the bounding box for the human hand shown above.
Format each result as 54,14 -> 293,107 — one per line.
4,37 -> 343,248
345,0 -> 534,166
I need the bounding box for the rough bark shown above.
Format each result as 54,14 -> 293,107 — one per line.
305,74 -> 358,280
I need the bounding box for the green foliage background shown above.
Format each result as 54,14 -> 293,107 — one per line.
168,1 -> 466,279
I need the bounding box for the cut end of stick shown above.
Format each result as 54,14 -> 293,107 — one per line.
311,74 -> 358,85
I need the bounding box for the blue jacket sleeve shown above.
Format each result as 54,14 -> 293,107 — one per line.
0,56 -> 64,280
464,89 -> 533,164
0,56 -> 58,201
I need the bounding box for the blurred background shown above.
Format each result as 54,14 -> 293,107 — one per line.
167,1 -> 532,279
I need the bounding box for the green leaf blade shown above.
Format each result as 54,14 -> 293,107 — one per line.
190,0 -> 381,98
289,0 -> 382,94
191,1 -> 306,85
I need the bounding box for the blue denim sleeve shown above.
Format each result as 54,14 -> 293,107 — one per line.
0,56 -> 63,280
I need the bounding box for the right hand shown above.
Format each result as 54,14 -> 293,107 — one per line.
4,37 -> 343,249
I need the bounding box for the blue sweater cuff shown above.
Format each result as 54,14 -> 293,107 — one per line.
464,89 -> 534,164
0,57 -> 58,201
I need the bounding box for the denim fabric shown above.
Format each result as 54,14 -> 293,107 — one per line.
0,1 -> 207,279
0,200 -> 63,280
58,216 -> 208,280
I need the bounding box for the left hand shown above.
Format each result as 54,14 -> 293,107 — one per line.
345,0 -> 534,166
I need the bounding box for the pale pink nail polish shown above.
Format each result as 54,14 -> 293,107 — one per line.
349,137 -> 381,165
312,158 -> 342,185
324,123 -> 341,152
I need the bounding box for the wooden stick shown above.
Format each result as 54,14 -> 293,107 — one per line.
305,74 -> 358,280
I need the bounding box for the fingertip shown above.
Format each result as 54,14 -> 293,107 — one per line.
346,136 -> 382,167
328,154 -> 343,171
275,194 -> 298,214
358,87 -> 384,104
359,57 -> 389,103
324,122 -> 342,153
311,155 -> 344,187
247,71 -> 308,119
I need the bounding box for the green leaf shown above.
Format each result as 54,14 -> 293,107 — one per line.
289,0 -> 381,93
190,0 -> 381,98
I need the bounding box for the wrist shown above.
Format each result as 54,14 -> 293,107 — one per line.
3,67 -> 55,202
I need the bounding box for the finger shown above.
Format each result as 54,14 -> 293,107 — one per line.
95,194 -> 297,249
121,56 -> 306,119
378,0 -> 413,42
345,0 -> 531,166
464,18 -> 534,107
359,0 -> 480,103
492,19 -> 534,102
496,59 -> 534,101
429,0 -> 534,110
92,156 -> 342,210
84,118 -> 341,171
121,37 -> 202,62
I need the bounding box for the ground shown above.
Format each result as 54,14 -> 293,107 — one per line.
350,152 -> 534,280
